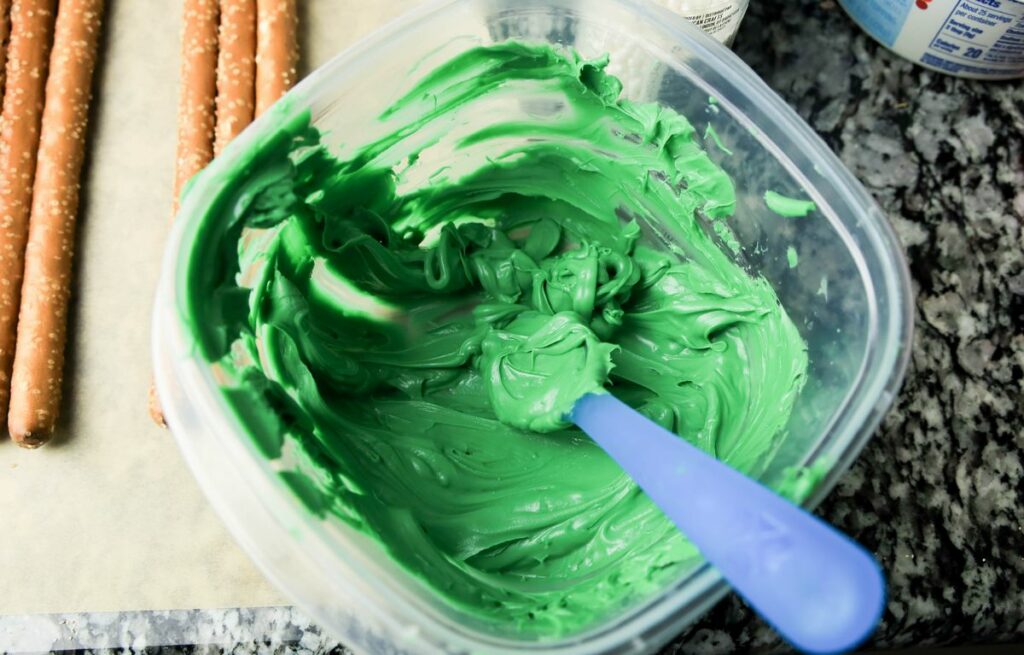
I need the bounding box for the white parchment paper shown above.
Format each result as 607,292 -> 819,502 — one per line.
0,0 -> 421,614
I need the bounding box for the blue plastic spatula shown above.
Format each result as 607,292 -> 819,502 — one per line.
570,393 -> 885,655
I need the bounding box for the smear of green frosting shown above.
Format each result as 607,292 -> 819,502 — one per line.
179,43 -> 809,637
787,246 -> 799,269
776,459 -> 830,504
703,123 -> 733,156
764,190 -> 817,217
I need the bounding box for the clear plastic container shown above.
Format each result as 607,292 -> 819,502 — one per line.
152,1 -> 914,653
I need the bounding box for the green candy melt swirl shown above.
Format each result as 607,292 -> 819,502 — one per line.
180,42 -> 808,636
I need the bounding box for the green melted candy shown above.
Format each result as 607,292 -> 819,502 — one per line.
180,43 -> 809,636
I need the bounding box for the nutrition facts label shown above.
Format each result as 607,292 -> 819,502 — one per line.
921,0 -> 1024,76
839,0 -> 1024,78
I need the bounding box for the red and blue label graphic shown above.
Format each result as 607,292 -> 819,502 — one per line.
840,0 -> 915,45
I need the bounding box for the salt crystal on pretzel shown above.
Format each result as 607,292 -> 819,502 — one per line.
0,0 -> 12,101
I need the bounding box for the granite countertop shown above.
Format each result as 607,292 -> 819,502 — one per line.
722,1 -> 1023,652
3,0 -> 1021,652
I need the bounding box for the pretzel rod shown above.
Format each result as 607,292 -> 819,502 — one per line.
0,0 -> 12,99
0,0 -> 55,432
254,0 -> 296,117
214,0 -> 255,154
149,0 -> 221,426
8,0 -> 103,446
174,0 -> 219,214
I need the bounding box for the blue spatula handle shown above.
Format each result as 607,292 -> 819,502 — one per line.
571,394 -> 885,655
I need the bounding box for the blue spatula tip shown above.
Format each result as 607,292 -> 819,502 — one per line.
571,393 -> 885,654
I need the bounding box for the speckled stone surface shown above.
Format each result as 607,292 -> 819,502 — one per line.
3,1 -> 1022,653
0,608 -> 348,654
663,0 -> 1023,652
